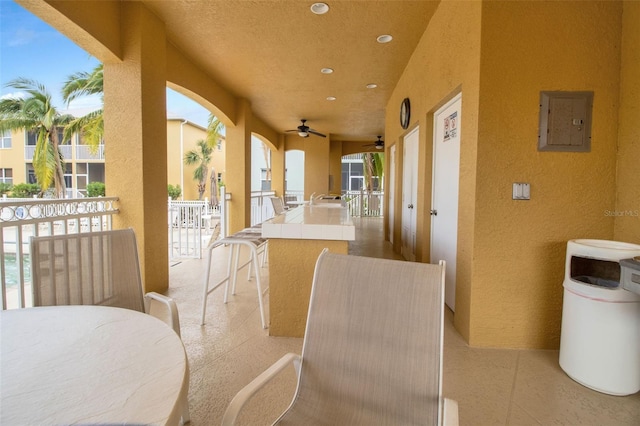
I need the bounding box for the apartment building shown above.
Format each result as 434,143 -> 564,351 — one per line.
0,118 -> 225,201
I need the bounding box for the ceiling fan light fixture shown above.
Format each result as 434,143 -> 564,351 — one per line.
376,144 -> 383,150
366,83 -> 377,89
298,131 -> 309,138
377,34 -> 393,44
321,68 -> 334,74
310,3 -> 329,15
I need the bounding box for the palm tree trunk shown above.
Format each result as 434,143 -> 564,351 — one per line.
50,129 -> 67,198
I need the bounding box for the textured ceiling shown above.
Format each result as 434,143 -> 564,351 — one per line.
143,0 -> 439,142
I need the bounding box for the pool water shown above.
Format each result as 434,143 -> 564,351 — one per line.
3,253 -> 31,287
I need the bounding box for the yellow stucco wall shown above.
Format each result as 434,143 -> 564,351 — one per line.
304,136 -> 330,198
0,130 -> 27,185
614,1 -> 640,243
473,0 -> 623,349
103,2 -> 169,293
388,0 -> 630,349
268,239 -> 349,337
166,120 -> 211,201
225,100 -> 252,233
386,0 -> 482,343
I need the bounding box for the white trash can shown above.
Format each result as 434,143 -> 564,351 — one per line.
559,239 -> 640,396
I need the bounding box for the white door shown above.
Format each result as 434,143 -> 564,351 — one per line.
388,145 -> 396,244
401,127 -> 419,261
431,93 -> 462,311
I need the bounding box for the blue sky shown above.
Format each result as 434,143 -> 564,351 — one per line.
0,0 -> 210,127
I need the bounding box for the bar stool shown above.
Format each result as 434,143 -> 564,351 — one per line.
200,227 -> 269,328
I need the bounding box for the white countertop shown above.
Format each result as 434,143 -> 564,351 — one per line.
262,205 -> 355,241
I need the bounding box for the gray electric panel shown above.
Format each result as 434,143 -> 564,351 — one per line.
538,91 -> 593,152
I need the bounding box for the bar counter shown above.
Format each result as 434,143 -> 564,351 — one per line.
262,204 -> 355,336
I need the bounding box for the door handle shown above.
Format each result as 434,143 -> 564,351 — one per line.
430,209 -> 438,216
407,204 -> 414,209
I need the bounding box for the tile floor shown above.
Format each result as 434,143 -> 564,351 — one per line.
167,217 -> 639,425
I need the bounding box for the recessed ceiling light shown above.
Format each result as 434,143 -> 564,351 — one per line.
377,34 -> 393,44
326,96 -> 336,101
321,68 -> 334,74
311,3 -> 329,15
366,84 -> 378,89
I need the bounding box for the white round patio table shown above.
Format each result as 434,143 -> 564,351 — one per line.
0,305 -> 189,425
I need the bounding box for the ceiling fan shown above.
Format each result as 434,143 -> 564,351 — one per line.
364,136 -> 385,150
285,119 -> 326,138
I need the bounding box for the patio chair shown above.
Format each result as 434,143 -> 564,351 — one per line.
201,226 -> 269,328
270,196 -> 287,215
29,228 -> 181,337
30,228 -> 191,424
222,249 -> 459,425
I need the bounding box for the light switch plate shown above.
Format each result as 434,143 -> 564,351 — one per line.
513,183 -> 530,200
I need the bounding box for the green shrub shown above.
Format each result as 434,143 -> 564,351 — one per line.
168,184 -> 182,200
10,183 -> 41,198
0,182 -> 12,196
86,182 -> 106,197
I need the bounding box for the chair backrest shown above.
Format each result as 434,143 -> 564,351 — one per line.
277,250 -> 446,425
30,228 -> 145,312
270,196 -> 286,215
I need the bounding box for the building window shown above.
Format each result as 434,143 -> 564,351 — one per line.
1,131 -> 11,149
217,140 -> 222,151
0,168 -> 13,184
26,165 -> 36,184
27,128 -> 66,145
260,168 -> 272,191
341,161 -> 364,191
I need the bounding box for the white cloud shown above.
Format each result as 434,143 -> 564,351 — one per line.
7,28 -> 38,47
0,91 -> 26,100
67,95 -> 102,110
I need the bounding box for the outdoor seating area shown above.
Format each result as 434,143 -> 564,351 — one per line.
1,216 -> 638,424
166,216 -> 640,425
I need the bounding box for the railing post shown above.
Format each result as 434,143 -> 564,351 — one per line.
220,186 -> 227,239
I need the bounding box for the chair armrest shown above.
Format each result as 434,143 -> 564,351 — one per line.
222,353 -> 301,426
144,292 -> 181,337
442,397 -> 459,426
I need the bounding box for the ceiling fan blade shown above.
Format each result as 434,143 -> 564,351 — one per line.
308,129 -> 326,138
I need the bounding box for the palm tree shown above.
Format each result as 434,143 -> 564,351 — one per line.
363,152 -> 384,191
206,114 -> 224,148
61,64 -> 104,152
184,139 -> 213,200
0,78 -> 73,197
205,114 -> 224,203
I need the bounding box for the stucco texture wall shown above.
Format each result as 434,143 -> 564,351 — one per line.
389,0 -> 628,349
614,1 -> 640,243
1,130 -> 27,184
473,1 -> 623,348
166,121 -> 208,201
386,0 -> 482,342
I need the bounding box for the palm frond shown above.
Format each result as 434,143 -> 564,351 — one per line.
206,115 -> 224,148
62,64 -> 104,103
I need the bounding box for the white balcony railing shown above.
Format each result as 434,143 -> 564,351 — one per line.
250,190 -> 275,226
0,197 -> 119,310
76,144 -> 105,160
24,145 -> 90,161
342,190 -> 384,217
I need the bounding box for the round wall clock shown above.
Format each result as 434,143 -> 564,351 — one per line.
400,97 -> 411,129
